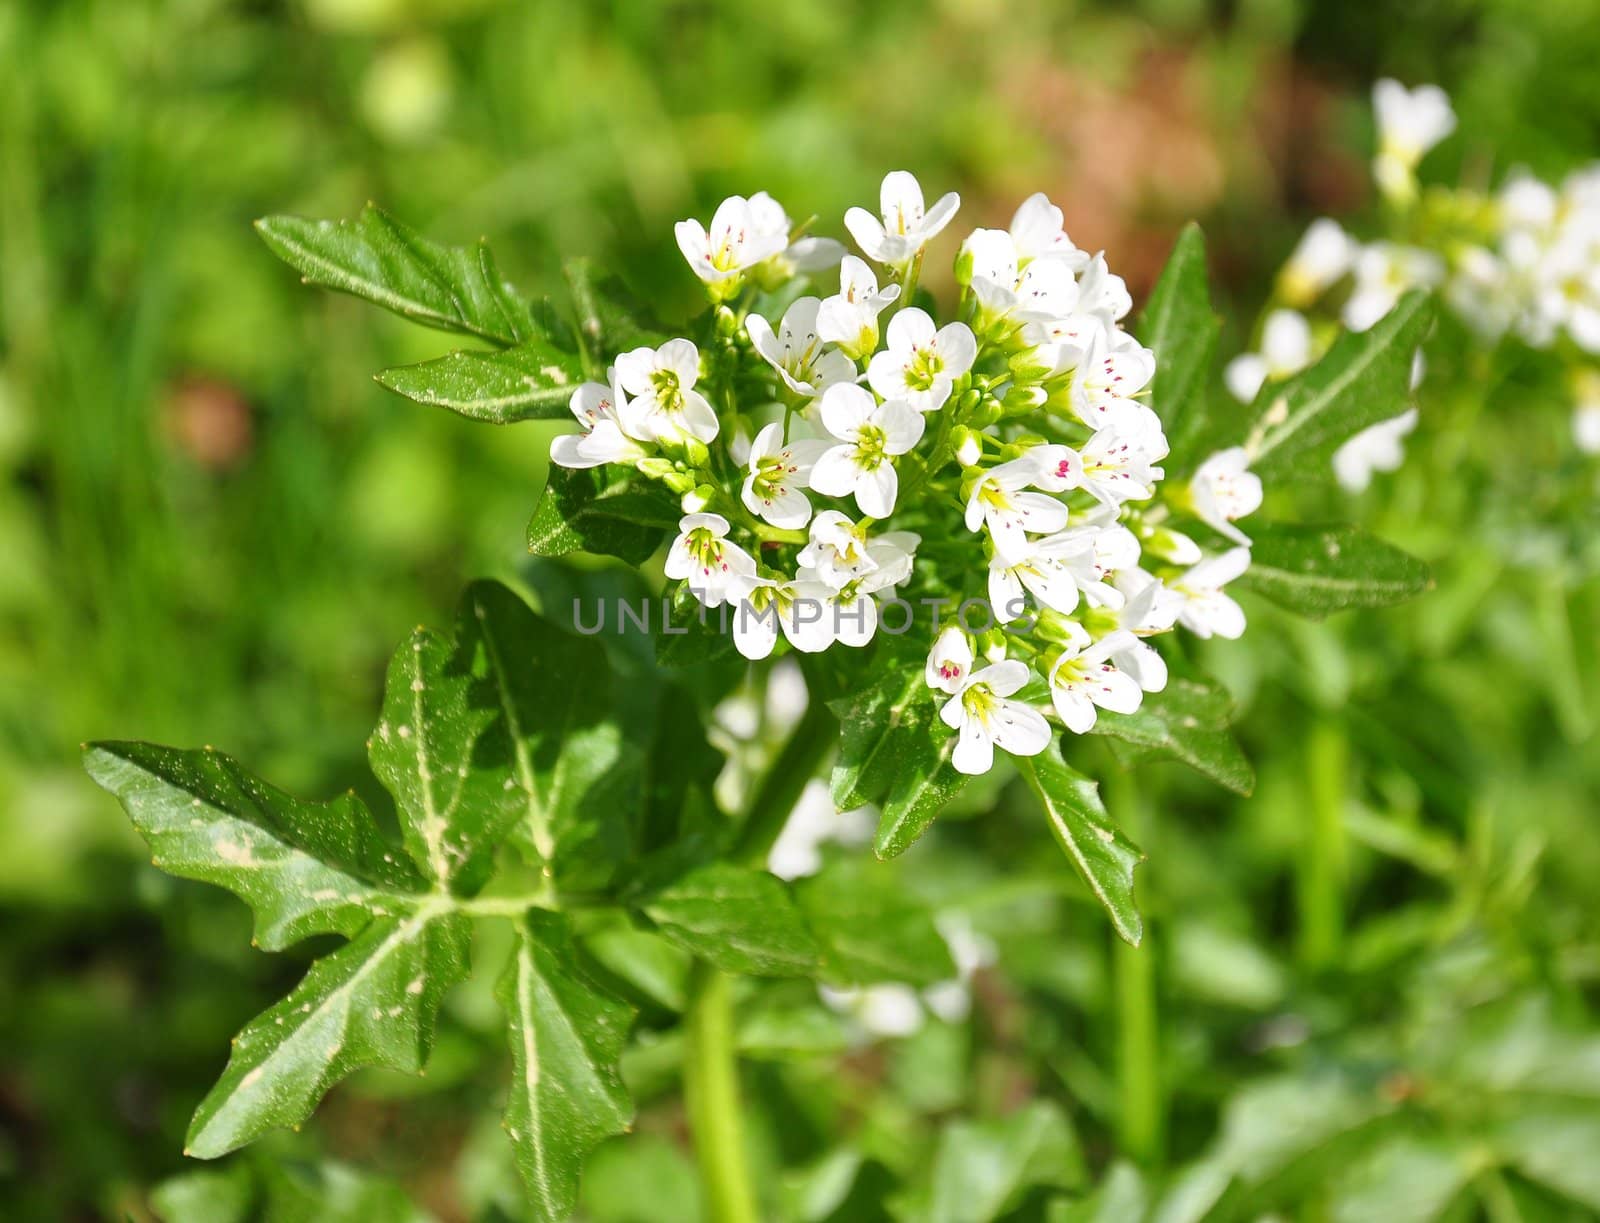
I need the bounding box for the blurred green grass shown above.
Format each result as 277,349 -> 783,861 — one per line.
3,0 -> 1600,1218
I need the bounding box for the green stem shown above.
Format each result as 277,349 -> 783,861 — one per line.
1298,716 -> 1348,971
733,693 -> 839,865
684,961 -> 760,1223
1102,769 -> 1162,1164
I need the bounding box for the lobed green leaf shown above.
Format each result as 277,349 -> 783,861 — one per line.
1016,743 -> 1144,945
498,912 -> 635,1223
1239,521 -> 1433,617
1091,674 -> 1255,796
375,338 -> 586,424
643,863 -> 822,977
186,908 -> 470,1158
84,742 -> 422,951
795,858 -> 958,987
256,205 -> 531,346
527,466 -> 675,566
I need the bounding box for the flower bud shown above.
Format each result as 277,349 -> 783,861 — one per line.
681,483 -> 716,513
1002,383 -> 1047,415
952,426 -> 983,468
978,628 -> 1008,662
662,470 -> 697,495
683,437 -> 711,468
636,457 -> 677,479
967,397 -> 1002,428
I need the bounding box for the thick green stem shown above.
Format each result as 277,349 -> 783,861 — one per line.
684,961 -> 760,1223
1298,716 -> 1348,971
733,694 -> 839,865
1102,768 -> 1162,1164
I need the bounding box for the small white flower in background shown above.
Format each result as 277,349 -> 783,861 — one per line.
665,512 -> 756,607
819,983 -> 926,1039
867,308 -> 977,413
741,422 -> 830,529
1224,309 -> 1314,404
1188,447 -> 1263,545
1007,192 -> 1090,268
964,453 -> 1071,562
845,170 -> 960,267
1343,243 -> 1447,332
1372,79 -> 1456,201
809,384 -> 925,518
1573,370 -> 1600,455
1333,408 -> 1420,492
766,780 -> 873,881
939,658 -> 1053,776
746,297 -> 857,400
1078,416 -> 1169,507
615,339 -> 720,444
925,627 -> 974,694
1170,548 -> 1251,640
1048,624 -> 1147,734
549,373 -> 650,469
675,195 -> 790,288
747,191 -> 845,277
922,914 -> 997,1023
1279,218 -> 1356,306
816,255 -> 901,360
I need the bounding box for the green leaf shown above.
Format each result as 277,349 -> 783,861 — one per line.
736,998 -> 853,1060
1048,1162 -> 1147,1223
459,580 -> 638,888
527,466 -> 674,566
185,908 -> 470,1158
828,667 -> 969,859
1090,674 -> 1255,797
1329,1135 -> 1471,1223
1137,222 -> 1219,452
653,582 -> 741,668
1493,1107 -> 1600,1211
1239,522 -> 1432,617
151,1164 -> 255,1223
563,257 -> 667,361
84,742 -> 422,951
1016,743 -> 1144,945
369,624 -> 517,894
375,338 -> 587,424
262,1161 -> 434,1223
256,206 -> 530,346
643,863 -> 822,977
1248,291 -> 1433,483
795,858 -> 957,986
498,912 -> 635,1223
921,1101 -> 1087,1223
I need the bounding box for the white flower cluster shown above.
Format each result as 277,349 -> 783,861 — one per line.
549,172 -> 1261,776
1240,78 -> 1600,472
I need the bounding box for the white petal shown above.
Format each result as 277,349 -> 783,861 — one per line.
951,720 -> 995,775
876,399 -> 926,453
808,445 -> 860,497
819,383 -> 875,439
658,338 -> 700,385
886,307 -> 937,353
991,702 -> 1052,758
844,207 -> 889,262
855,461 -> 898,518
936,322 -> 977,375
919,191 -> 961,241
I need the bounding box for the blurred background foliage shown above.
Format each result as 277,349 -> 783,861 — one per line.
1,0 -> 1598,1219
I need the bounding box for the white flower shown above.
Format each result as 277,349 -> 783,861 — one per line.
1078,415 -> 1168,507
808,384 -> 925,518
1224,309 -> 1314,403
866,308 -> 977,413
729,574 -> 841,659
1171,548 -> 1251,639
1373,79 -> 1456,199
925,627 -> 974,695
1113,567 -> 1183,634
675,195 -> 790,286
665,512 -> 756,607
1188,447 -> 1262,545
1332,408 -> 1419,492
549,373 -> 650,469
987,533 -> 1090,624
767,779 -> 873,881
615,339 -> 720,443
1280,219 -> 1356,306
1574,370 -> 1600,455
1343,243 -> 1446,332
963,454 -> 1070,562
1071,335 -> 1157,429
939,659 -> 1053,776
796,511 -> 918,592
746,297 -> 857,400
795,541 -> 917,650
1048,516 -> 1142,608
741,422 -> 830,529
747,191 -> 846,277
1048,625 -> 1146,733
961,228 -> 1081,327
845,170 -> 960,266
1007,192 -> 1089,268
819,983 -> 926,1039
816,255 -> 901,360
1076,254 -> 1133,323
